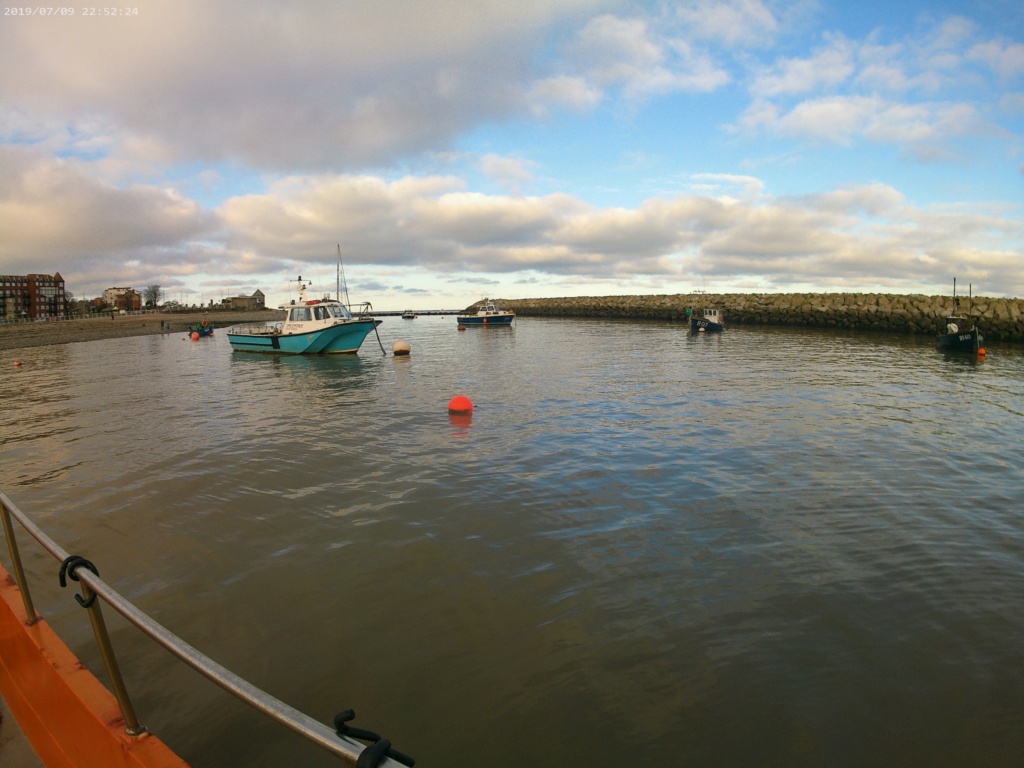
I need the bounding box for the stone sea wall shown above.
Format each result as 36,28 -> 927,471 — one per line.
491,293 -> 1024,342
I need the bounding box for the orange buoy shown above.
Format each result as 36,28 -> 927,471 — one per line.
13,360 -> 22,367
458,324 -> 466,331
190,331 -> 200,340
448,395 -> 473,414
978,347 -> 986,357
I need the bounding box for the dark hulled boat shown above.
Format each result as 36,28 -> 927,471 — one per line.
936,279 -> 983,352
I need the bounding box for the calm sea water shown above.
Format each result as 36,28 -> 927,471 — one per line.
2,317 -> 1023,767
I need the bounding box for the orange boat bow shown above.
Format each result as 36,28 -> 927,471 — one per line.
0,565 -> 189,768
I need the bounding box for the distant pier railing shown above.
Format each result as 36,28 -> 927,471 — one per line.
372,309 -> 461,316
0,489 -> 412,767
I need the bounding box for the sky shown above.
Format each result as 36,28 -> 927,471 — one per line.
1,0 -> 1022,310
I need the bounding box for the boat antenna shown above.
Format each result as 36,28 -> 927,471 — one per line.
337,244 -> 351,306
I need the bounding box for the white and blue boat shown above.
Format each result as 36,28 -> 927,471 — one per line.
691,307 -> 725,333
457,300 -> 515,326
226,278 -> 382,355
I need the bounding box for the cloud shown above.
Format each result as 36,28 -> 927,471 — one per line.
967,40 -> 1024,78
0,0 -> 595,171
479,154 -> 538,194
528,76 -> 604,114
0,146 -> 216,272
564,13 -> 730,106
672,0 -> 780,47
750,34 -> 857,97
5,138 -> 1021,297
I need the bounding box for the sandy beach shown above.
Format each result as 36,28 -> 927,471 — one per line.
0,311 -> 285,352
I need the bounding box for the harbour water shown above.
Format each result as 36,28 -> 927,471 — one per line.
1,317 -> 1023,767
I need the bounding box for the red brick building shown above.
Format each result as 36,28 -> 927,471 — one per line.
0,272 -> 66,320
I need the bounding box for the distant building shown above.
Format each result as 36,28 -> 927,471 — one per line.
98,286 -> 142,312
102,287 -> 133,306
0,272 -> 66,320
115,289 -> 141,312
222,290 -> 266,311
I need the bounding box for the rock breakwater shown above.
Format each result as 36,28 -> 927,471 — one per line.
493,293 -> 1024,342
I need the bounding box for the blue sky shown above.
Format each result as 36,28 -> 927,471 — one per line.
1,0 -> 1022,309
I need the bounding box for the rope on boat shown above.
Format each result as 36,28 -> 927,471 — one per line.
334,710 -> 415,767
372,322 -> 386,355
58,554 -> 100,608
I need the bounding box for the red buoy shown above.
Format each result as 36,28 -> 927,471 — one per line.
448,395 -> 473,413
191,331 -> 200,340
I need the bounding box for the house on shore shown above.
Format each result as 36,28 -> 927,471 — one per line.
222,290 -> 266,311
1,272 -> 66,320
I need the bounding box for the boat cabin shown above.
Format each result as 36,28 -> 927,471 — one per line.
287,301 -> 353,323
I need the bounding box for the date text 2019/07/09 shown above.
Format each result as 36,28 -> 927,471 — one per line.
3,7 -> 139,16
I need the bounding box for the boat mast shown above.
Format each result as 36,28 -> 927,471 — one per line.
336,244 -> 351,305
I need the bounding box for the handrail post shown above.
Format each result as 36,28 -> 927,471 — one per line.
0,499 -> 38,624
78,580 -> 145,736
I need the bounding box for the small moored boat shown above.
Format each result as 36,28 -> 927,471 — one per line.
401,310 -> 417,319
936,279 -> 983,352
226,277 -> 382,355
456,300 -> 514,326
691,307 -> 724,333
189,319 -> 214,337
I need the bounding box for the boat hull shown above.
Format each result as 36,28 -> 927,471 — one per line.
936,327 -> 982,351
0,564 -> 188,768
456,315 -> 514,325
226,319 -> 381,354
691,318 -> 724,333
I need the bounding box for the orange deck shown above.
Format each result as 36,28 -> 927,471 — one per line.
0,565 -> 189,768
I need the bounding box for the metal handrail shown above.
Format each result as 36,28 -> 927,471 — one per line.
0,489 -> 409,766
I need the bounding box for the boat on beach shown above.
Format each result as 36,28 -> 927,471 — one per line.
226,277 -> 382,355
936,279 -> 983,352
456,300 -> 514,326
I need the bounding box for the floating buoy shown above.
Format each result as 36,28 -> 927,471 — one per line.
448,395 -> 473,413
393,340 -> 411,356
457,324 -> 466,331
190,331 -> 200,341
13,360 -> 22,367
978,347 -> 986,357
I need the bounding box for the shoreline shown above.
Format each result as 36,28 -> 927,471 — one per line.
0,310 -> 284,352
4,290 -> 1024,351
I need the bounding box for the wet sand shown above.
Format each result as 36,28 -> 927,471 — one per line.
0,311 -> 285,351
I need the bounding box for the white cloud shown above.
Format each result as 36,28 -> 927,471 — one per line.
0,0 -> 595,171
967,40 -> 1024,78
565,13 -> 730,106
751,35 -> 857,98
479,155 -> 538,195
528,76 -> 604,114
672,0 -> 780,47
